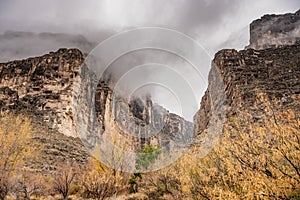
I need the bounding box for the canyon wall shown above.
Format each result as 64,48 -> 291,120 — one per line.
247,9 -> 300,50
194,10 -> 300,140
0,48 -> 193,154
0,48 -> 83,136
195,44 -> 300,137
1,10 -> 299,170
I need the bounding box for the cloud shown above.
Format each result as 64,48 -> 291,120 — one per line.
0,0 -> 298,46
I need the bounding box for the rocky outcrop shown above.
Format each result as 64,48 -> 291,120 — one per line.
0,48 -> 83,136
194,10 -> 300,136
247,9 -> 300,50
77,77 -> 194,152
195,44 -> 300,135
0,47 -> 193,156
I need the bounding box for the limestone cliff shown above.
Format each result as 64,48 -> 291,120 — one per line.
95,84 -> 194,151
194,44 -> 300,136
0,48 -> 193,155
74,70 -> 194,154
1,10 -> 299,172
247,9 -> 300,50
194,10 -> 300,137
0,48 -> 83,136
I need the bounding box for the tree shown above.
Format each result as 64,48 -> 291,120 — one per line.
127,145 -> 162,194
79,158 -> 129,200
146,168 -> 183,199
0,113 -> 33,200
53,161 -> 78,200
135,155 -> 190,200
129,172 -> 142,193
189,95 -> 300,199
14,173 -> 45,200
79,131 -> 132,200
136,144 -> 162,171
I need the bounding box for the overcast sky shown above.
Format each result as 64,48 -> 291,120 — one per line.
0,0 -> 299,51
0,0 -> 299,120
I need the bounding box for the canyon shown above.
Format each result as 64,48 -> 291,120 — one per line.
0,10 -> 299,172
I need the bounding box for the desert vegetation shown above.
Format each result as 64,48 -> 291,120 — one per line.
0,113 -> 37,200
189,108 -> 300,199
0,96 -> 299,200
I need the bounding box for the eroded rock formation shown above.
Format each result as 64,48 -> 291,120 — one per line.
194,10 -> 300,137
75,72 -> 194,153
0,47 -> 193,155
247,9 -> 300,50
195,44 -> 300,136
0,48 -> 83,136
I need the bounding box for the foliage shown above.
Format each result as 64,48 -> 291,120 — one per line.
128,145 -> 162,195
1,96 -> 299,200
78,158 -> 129,200
132,157 -> 191,200
14,172 -> 46,200
136,145 -> 162,171
0,113 -> 34,200
146,169 -> 183,199
189,103 -> 300,199
129,172 -> 142,193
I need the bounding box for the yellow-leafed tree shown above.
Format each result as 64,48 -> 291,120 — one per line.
0,113 -> 33,200
189,95 -> 300,199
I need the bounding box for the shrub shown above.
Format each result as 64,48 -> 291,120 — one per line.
136,145 -> 162,171
0,114 -> 34,200
189,106 -> 300,199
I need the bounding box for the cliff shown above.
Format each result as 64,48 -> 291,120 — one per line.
0,48 -> 83,136
0,47 -> 193,164
96,84 -> 194,151
74,69 -> 193,156
194,44 -> 300,137
247,9 -> 300,50
194,10 -> 300,140
1,10 -> 299,172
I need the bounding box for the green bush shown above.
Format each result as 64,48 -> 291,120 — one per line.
136,145 -> 162,171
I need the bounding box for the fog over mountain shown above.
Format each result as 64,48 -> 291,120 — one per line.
0,0 -> 299,120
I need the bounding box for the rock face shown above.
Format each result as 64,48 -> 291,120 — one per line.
194,10 -> 300,136
28,120 -> 89,173
0,48 -> 193,154
94,83 -> 194,151
0,48 -> 83,136
194,44 -> 300,135
247,9 -> 300,50
73,70 -> 193,155
2,10 -> 299,172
